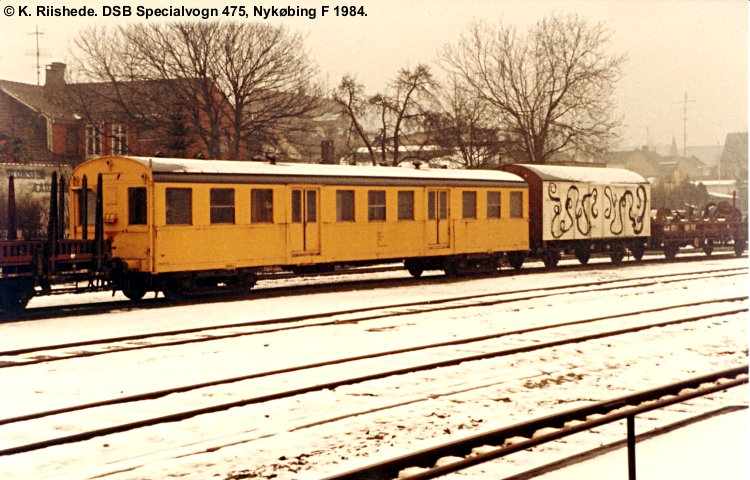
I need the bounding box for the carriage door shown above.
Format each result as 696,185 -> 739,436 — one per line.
427,189 -> 450,248
291,188 -> 320,255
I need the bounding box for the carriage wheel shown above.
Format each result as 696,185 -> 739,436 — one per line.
0,283 -> 34,317
404,259 -> 424,278
121,274 -> 149,301
241,272 -> 258,290
407,266 -> 424,278
734,239 -> 747,257
609,243 -> 625,264
574,243 -> 591,265
542,249 -> 560,268
161,275 -> 189,300
507,251 -> 525,271
443,258 -> 463,277
663,243 -> 679,261
702,239 -> 714,256
630,241 -> 645,261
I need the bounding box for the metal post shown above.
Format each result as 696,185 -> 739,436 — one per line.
94,173 -> 104,272
627,415 -> 636,480
81,175 -> 88,240
58,175 -> 65,241
7,175 -> 17,240
47,172 -> 58,270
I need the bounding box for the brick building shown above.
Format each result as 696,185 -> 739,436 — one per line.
0,62 -> 223,167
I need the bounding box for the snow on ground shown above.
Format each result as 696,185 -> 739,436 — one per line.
0,256 -> 747,479
533,408 -> 748,480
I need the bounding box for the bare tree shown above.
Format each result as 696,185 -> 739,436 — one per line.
72,22 -> 321,160
331,75 -> 376,163
215,23 -> 321,159
332,64 -> 435,166
70,25 -> 220,157
426,75 -> 513,168
386,65 -> 436,166
442,15 -> 625,163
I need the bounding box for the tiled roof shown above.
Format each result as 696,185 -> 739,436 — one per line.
0,78 -> 199,123
0,80 -> 71,120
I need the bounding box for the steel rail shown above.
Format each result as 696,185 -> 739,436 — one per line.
323,366 -> 749,480
0,308 -> 745,457
2,272 -> 745,368
3,266 -> 744,360
2,296 -> 744,427
9,252 -> 744,322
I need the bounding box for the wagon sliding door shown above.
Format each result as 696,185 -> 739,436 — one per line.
427,189 -> 450,248
290,187 -> 320,255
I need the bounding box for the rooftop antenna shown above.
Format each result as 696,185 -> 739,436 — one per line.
27,25 -> 45,85
674,92 -> 696,157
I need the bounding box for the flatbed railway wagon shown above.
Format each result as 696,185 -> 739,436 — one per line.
501,164 -> 651,267
651,201 -> 747,260
1,173 -> 109,315
69,156 -> 530,300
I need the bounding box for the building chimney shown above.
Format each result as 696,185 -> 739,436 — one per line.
321,140 -> 335,164
45,62 -> 66,90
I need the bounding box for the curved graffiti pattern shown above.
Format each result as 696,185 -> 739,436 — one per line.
551,184 -> 647,238
548,183 -> 601,239
563,186 -> 577,235
577,189 -> 599,236
630,185 -> 648,234
549,183 -> 565,239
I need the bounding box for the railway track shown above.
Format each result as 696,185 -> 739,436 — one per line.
0,296 -> 745,463
9,250 -> 742,322
324,367 -> 748,480
1,265 -> 745,367
1,257 -> 745,478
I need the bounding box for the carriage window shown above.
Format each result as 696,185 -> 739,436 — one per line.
428,191 -> 448,220
76,189 -> 96,226
292,189 -> 317,223
510,191 -> 523,218
251,189 -> 273,223
336,190 -> 355,222
128,187 -> 147,225
166,188 -> 192,225
210,188 -> 235,224
462,191 -> 477,219
487,191 -> 501,219
368,190 -> 386,221
306,190 -> 317,223
398,191 -> 414,220
291,190 -> 301,223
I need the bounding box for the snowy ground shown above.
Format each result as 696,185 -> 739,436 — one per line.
534,408 -> 748,480
0,256 -> 747,479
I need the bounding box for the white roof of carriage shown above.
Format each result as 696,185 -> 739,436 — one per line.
124,156 -> 525,184
512,164 -> 649,184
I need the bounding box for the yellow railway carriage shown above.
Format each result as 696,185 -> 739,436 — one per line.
70,156 -> 529,299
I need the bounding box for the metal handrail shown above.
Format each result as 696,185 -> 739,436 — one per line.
325,365 -> 748,480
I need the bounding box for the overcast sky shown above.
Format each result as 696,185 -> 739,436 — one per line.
0,0 -> 746,151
